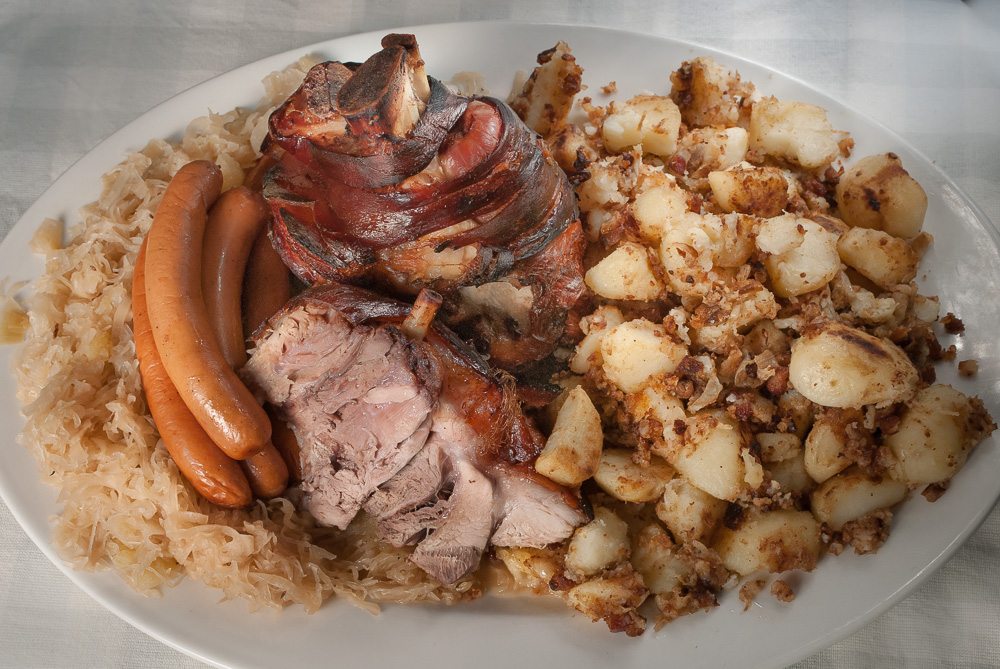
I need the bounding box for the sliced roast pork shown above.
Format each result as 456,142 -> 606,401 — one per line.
243,283 -> 587,584
261,34 -> 586,372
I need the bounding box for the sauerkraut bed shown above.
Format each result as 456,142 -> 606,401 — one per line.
13,57 -> 476,612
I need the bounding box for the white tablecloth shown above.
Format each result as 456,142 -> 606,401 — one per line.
1,1 -> 998,667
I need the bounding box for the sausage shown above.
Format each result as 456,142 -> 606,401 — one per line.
243,228 -> 292,339
202,186 -> 289,496
243,230 -> 300,481
267,405 -> 302,483
132,240 -> 252,508
202,187 -> 268,368
241,444 -> 290,499
144,160 -> 271,459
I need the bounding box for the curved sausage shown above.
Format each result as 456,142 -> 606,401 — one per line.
242,444 -> 290,499
243,229 -> 292,339
132,241 -> 252,508
202,187 -> 268,368
202,187 -> 289,496
267,405 -> 302,483
244,231 -> 300,481
144,160 -> 271,459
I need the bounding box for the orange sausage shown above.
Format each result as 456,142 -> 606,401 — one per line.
133,241 -> 252,508
267,405 -> 302,483
144,160 -> 271,459
242,446 -> 290,499
244,230 -> 300,482
243,228 -> 292,339
201,187 -> 288,497
202,187 -> 268,368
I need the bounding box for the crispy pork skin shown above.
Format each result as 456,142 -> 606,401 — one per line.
261,34 -> 586,371
243,284 -> 586,583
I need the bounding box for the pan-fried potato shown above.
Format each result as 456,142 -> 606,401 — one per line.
756,432 -> 801,463
674,127 -> 749,176
566,570 -> 648,627
708,163 -> 789,217
601,319 -> 688,392
837,227 -> 918,289
810,468 -> 907,530
629,385 -> 687,454
886,385 -> 994,485
672,410 -> 749,501
749,97 -> 840,169
585,242 -> 664,300
594,449 -> 674,503
535,387 -> 603,486
565,507 -> 630,579
508,41 -> 582,137
570,306 -> 625,374
630,524 -> 691,595
656,477 -> 728,543
803,419 -> 851,483
767,453 -> 814,494
756,214 -> 840,297
789,322 -> 918,408
602,95 -> 682,157
713,509 -> 822,575
835,153 -> 927,238
495,546 -> 562,592
632,172 -> 694,242
669,57 -> 755,128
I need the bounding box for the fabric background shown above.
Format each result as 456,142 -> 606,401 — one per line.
1,1 -> 998,667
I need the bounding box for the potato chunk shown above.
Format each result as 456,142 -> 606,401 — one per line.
673,127 -> 749,176
756,214 -> 840,297
767,454 -> 814,494
789,322 -> 918,408
837,227 -> 918,289
508,41 -> 582,137
535,387 -> 603,486
803,419 -> 851,483
601,319 -> 688,392
632,172 -> 692,242
594,449 -> 674,503
749,97 -> 840,168
496,546 -> 562,592
565,507 -> 630,579
713,510 -> 822,575
835,153 -> 927,238
886,385 -> 995,485
656,477 -> 728,543
708,163 -> 789,217
570,306 -> 625,374
585,242 -> 664,301
673,410 -> 749,501
602,95 -> 682,157
630,524 -> 692,595
669,57 -> 755,128
810,468 -> 907,531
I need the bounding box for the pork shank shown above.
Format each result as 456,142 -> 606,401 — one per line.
261,34 -> 586,372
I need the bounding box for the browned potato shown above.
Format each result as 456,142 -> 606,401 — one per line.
837,227 -> 918,289
708,163 -> 789,217
835,153 -> 927,238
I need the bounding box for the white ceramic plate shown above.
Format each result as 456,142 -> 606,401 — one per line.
2,21 -> 998,669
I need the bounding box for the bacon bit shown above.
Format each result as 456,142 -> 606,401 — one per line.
922,481 -> 949,502
942,344 -> 958,362
876,413 -> 902,436
770,579 -> 795,603
958,359 -> 979,377
549,573 -> 576,592
838,136 -> 855,157
764,366 -> 790,397
673,419 -> 687,435
942,312 -> 965,334
667,154 -> 687,175
601,81 -> 618,94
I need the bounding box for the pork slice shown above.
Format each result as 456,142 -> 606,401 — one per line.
243,303 -> 441,529
364,436 -> 446,520
368,406 -> 494,584
489,466 -> 588,548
